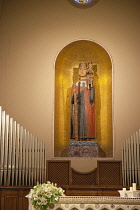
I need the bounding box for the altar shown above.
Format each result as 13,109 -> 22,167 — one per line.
29,196 -> 140,210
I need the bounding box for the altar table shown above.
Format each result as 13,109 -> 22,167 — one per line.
29,196 -> 140,210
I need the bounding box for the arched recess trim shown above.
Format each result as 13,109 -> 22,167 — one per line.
54,40 -> 113,158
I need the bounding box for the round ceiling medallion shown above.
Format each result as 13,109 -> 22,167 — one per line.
74,0 -> 93,4
68,0 -> 99,8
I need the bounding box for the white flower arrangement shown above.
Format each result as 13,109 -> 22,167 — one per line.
26,182 -> 65,210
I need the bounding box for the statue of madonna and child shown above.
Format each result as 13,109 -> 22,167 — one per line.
70,61 -> 96,141
69,61 -> 98,157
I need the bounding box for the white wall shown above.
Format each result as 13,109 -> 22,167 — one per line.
0,0 -> 140,171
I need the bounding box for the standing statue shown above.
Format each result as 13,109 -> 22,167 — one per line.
70,62 -> 96,141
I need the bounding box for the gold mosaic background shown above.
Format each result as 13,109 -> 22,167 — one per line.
54,40 -> 113,157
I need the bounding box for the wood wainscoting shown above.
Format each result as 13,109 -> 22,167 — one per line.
0,186 -> 32,210
0,160 -> 124,210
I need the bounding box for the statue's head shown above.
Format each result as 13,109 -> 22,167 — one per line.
79,62 -> 87,68
88,61 -> 93,69
78,62 -> 87,77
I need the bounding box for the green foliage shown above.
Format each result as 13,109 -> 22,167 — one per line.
26,182 -> 65,210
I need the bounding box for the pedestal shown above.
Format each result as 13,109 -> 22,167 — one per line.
68,141 -> 98,157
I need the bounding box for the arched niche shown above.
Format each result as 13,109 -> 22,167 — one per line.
54,40 -> 113,158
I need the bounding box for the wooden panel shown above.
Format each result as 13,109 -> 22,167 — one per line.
47,160 -> 122,186
19,189 -> 29,210
0,187 -> 31,210
62,185 -> 122,196
47,160 -> 71,185
72,168 -> 97,185
1,190 -> 18,210
5,196 -> 18,210
97,161 -> 122,185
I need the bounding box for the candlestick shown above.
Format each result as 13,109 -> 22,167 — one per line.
123,188 -> 126,191
133,183 -> 136,191
130,187 -> 133,191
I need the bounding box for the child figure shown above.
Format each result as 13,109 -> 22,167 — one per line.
87,61 -> 94,89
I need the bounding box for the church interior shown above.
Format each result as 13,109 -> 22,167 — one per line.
0,0 -> 140,209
